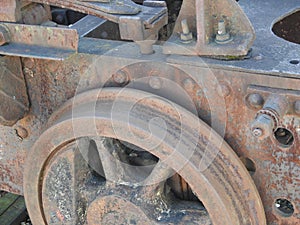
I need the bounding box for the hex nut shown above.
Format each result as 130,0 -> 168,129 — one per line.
0,25 -> 10,46
180,32 -> 193,43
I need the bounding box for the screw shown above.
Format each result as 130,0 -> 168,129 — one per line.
252,127 -> 263,137
0,25 -> 10,46
149,77 -> 162,89
180,19 -> 193,43
215,19 -> 232,44
113,71 -> 128,85
247,93 -> 264,109
294,100 -> 300,115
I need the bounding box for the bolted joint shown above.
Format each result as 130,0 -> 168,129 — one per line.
0,24 -> 10,46
215,19 -> 232,44
250,94 -> 289,140
180,19 -> 193,43
251,114 -> 275,139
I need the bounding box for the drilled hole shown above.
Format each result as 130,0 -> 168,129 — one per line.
274,128 -> 294,148
272,10 -> 300,44
240,157 -> 256,175
274,198 -> 294,217
290,60 -> 299,65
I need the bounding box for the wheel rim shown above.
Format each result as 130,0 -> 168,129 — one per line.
24,88 -> 266,225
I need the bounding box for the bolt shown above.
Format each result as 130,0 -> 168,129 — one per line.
247,93 -> 264,109
113,71 -> 128,84
215,19 -> 232,44
252,127 -> 263,137
0,25 -> 10,46
250,114 -> 275,140
180,19 -> 193,43
149,77 -> 162,89
183,78 -> 195,91
294,100 -> 300,115
15,126 -> 28,139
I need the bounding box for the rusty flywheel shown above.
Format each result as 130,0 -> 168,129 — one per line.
23,88 -> 266,225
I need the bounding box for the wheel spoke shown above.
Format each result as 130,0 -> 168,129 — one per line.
92,137 -> 120,182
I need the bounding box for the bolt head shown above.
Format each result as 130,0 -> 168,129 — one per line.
217,84 -> 230,97
247,93 -> 264,109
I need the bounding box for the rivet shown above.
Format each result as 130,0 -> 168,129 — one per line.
15,126 -> 28,139
247,93 -> 264,109
149,77 -> 162,90
113,71 -> 128,85
217,83 -> 230,97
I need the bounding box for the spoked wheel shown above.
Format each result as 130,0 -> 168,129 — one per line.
24,88 -> 266,225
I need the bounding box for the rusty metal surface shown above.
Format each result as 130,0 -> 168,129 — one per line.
0,39 -> 298,223
163,0 -> 255,57
0,23 -> 78,60
0,0 -> 299,224
0,1 -> 51,24
0,56 -> 29,126
31,0 -> 168,42
168,0 -> 300,76
24,88 -> 265,225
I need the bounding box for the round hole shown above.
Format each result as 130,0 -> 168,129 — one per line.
290,60 -> 299,65
240,157 -> 256,175
274,198 -> 294,217
274,128 -> 294,148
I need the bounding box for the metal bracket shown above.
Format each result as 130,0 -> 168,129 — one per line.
163,0 -> 255,58
31,0 -> 168,43
0,23 -> 78,60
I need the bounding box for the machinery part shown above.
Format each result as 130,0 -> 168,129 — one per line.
0,23 -> 78,60
0,57 -> 29,126
24,88 -> 266,225
251,94 -> 289,140
0,25 -> 10,46
32,0 -> 168,42
0,1 -> 51,24
163,0 -> 255,57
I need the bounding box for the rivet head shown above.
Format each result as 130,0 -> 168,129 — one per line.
217,83 -> 230,97
149,77 -> 162,89
113,71 -> 128,85
247,93 -> 264,109
15,126 -> 28,139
